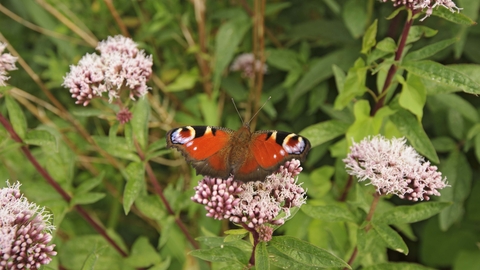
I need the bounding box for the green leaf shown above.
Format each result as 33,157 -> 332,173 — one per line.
432,6 -> 476,25
372,224 -> 409,255
198,94 -> 218,126
306,166 -> 333,198
166,68 -> 198,92
76,171 -> 105,194
362,19 -> 378,54
189,246 -> 248,265
293,48 -> 357,105
430,93 -> 479,123
80,250 -> 100,270
132,98 -> 150,150
135,195 -> 165,221
406,26 -> 437,44
213,17 -> 251,93
299,120 -> 349,148
24,129 -> 57,150
376,37 -> 396,53
268,236 -> 350,269
402,60 -> 480,94
266,49 -> 301,71
123,162 -> 145,214
439,150 -> 472,231
345,100 -> 375,143
363,262 -> 435,270
5,95 -> 27,139
71,192 -> 106,206
398,74 -> 426,120
431,136 -> 457,152
332,64 -> 346,92
92,136 -> 140,162
373,201 -> 450,225
404,38 -> 457,61
343,0 -> 368,38
255,242 -> 269,270
302,204 -> 356,223
125,237 -> 162,267
334,58 -> 368,110
389,109 -> 439,163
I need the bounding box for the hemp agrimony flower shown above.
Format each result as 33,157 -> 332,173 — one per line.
63,35 -> 153,106
380,0 -> 462,21
192,159 -> 306,239
0,42 -> 17,86
343,136 -> 448,201
230,53 -> 268,78
0,181 -> 57,269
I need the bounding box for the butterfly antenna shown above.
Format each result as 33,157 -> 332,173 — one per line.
246,96 -> 271,126
231,98 -> 245,125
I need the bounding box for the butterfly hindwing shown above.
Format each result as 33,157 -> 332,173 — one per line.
166,126 -> 234,178
234,130 -> 311,181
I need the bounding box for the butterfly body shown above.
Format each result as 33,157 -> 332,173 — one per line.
166,125 -> 310,182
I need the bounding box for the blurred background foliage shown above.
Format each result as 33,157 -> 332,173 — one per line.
1,0 -> 480,269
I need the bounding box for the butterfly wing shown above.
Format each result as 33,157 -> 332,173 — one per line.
234,130 -> 311,182
166,126 -> 234,179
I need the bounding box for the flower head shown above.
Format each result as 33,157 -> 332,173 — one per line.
0,181 -> 57,269
343,136 -> 448,201
0,42 -> 18,86
191,159 -> 306,238
380,0 -> 462,21
230,53 -> 267,78
116,108 -> 133,124
63,35 -> 153,106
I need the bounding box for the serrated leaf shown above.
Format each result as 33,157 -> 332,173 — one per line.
299,120 -> 349,148
402,60 -> 480,94
404,38 -> 457,61
372,224 -> 409,255
71,192 -> 106,206
5,95 -> 27,139
431,6 -> 476,25
24,129 -> 57,150
123,162 -> 145,214
389,109 -> 439,163
302,204 -> 356,223
373,201 -> 450,225
135,195 -> 165,220
268,236 -> 350,269
189,246 -> 248,265
213,17 -> 251,93
255,242 -> 269,270
132,98 -> 150,150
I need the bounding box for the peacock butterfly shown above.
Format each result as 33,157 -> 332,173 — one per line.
166,124 -> 311,182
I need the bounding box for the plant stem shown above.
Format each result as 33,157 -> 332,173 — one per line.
0,112 -> 128,257
372,10 -> 416,115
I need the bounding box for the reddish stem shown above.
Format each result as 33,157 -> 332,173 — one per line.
372,10 -> 417,115
241,223 -> 259,266
0,112 -> 128,257
134,140 -> 200,250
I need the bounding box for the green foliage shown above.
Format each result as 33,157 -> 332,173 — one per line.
1,0 -> 480,269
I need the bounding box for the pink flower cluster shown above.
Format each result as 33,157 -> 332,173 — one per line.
230,53 -> 267,78
62,35 -> 153,106
380,0 -> 462,21
0,42 -> 17,86
191,160 -> 306,240
0,181 -> 57,270
343,136 -> 448,201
